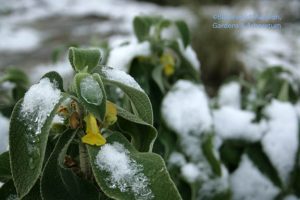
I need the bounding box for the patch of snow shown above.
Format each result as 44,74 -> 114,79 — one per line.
0,114 -> 9,154
168,152 -> 186,167
95,142 -> 154,200
101,66 -> 143,92
213,106 -> 267,142
80,76 -> 103,106
161,24 -> 180,41
230,155 -> 280,200
107,41 -> 151,72
177,39 -> 200,71
181,163 -> 201,183
0,27 -> 40,52
162,80 -> 212,136
262,100 -> 299,184
21,78 -> 61,135
218,82 -> 241,109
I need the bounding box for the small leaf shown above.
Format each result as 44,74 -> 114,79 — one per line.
152,65 -> 165,93
133,16 -> 151,42
42,71 -> 65,91
87,133 -> 182,200
69,47 -> 101,72
0,152 -> 11,182
41,129 -> 99,200
175,20 -> 190,48
116,106 -> 157,152
94,66 -> 153,125
74,73 -> 106,120
9,93 -> 68,198
0,68 -> 29,86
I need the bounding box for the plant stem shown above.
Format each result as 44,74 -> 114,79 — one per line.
79,142 -> 92,180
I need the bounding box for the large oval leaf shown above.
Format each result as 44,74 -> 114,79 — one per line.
87,133 -> 182,200
9,88 -> 68,198
93,66 -> 153,125
116,106 -> 157,152
74,73 -> 106,121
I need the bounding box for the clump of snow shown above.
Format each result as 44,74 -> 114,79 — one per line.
213,106 -> 267,142
21,78 -> 61,135
262,100 -> 299,184
177,39 -> 200,71
0,114 -> 9,154
168,152 -> 186,167
230,155 -> 280,200
80,76 -> 103,106
0,27 -> 40,52
107,41 -> 151,72
181,163 -> 201,183
162,80 -> 212,136
95,142 -> 154,200
218,82 -> 241,109
101,66 -> 143,92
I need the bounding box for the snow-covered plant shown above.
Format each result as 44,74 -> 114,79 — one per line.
0,48 -> 182,199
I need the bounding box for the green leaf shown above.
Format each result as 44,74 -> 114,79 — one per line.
69,47 -> 101,72
41,129 -> 99,200
74,73 -> 106,120
175,20 -> 190,48
87,133 -> 182,200
116,106 -> 157,152
0,180 -> 17,200
0,68 -> 29,86
42,71 -> 65,91
133,16 -> 152,42
0,152 -> 11,182
202,134 -> 222,176
94,66 -> 153,124
246,143 -> 283,189
9,94 -> 68,198
152,65 -> 165,93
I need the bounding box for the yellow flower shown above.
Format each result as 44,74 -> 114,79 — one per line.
81,113 -> 106,146
160,52 -> 175,77
104,101 -> 118,127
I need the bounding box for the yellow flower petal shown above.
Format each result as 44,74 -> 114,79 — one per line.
84,113 -> 100,135
104,101 -> 118,126
81,133 -> 106,146
160,53 -> 175,77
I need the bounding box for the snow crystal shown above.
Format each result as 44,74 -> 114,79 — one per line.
0,114 -> 9,154
213,106 -> 267,142
101,66 -> 143,92
262,100 -> 299,184
80,76 -> 103,105
95,142 -> 154,200
107,41 -> 151,72
21,78 -> 61,135
177,39 -> 200,71
162,80 -> 212,136
218,82 -> 241,109
181,163 -> 201,183
230,155 -> 280,200
168,152 -> 186,167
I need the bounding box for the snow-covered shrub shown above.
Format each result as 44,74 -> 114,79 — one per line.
0,48 -> 182,199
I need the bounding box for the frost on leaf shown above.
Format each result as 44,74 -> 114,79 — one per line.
21,78 -> 61,135
95,142 -> 154,200
80,75 -> 103,105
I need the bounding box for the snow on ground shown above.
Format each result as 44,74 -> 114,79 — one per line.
106,41 -> 151,72
213,106 -> 267,142
168,152 -> 186,167
0,114 -> 9,154
261,100 -> 299,184
230,155 -> 280,200
95,142 -> 154,199
21,78 -> 61,135
218,81 -> 241,109
181,163 -> 201,183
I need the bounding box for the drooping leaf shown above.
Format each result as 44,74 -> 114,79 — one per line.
69,47 -> 101,72
0,152 -> 11,182
116,106 -> 157,152
94,66 -> 153,124
9,93 -> 68,198
42,71 -> 65,91
87,133 -> 182,200
74,73 -> 106,121
175,20 -> 190,48
41,129 -> 99,200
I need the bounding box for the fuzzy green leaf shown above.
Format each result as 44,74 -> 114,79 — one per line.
69,47 -> 101,72
116,106 -> 157,152
42,71 -> 65,91
133,16 -> 152,42
9,94 -> 68,198
87,133 -> 182,200
74,73 -> 106,120
175,20 -> 190,48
